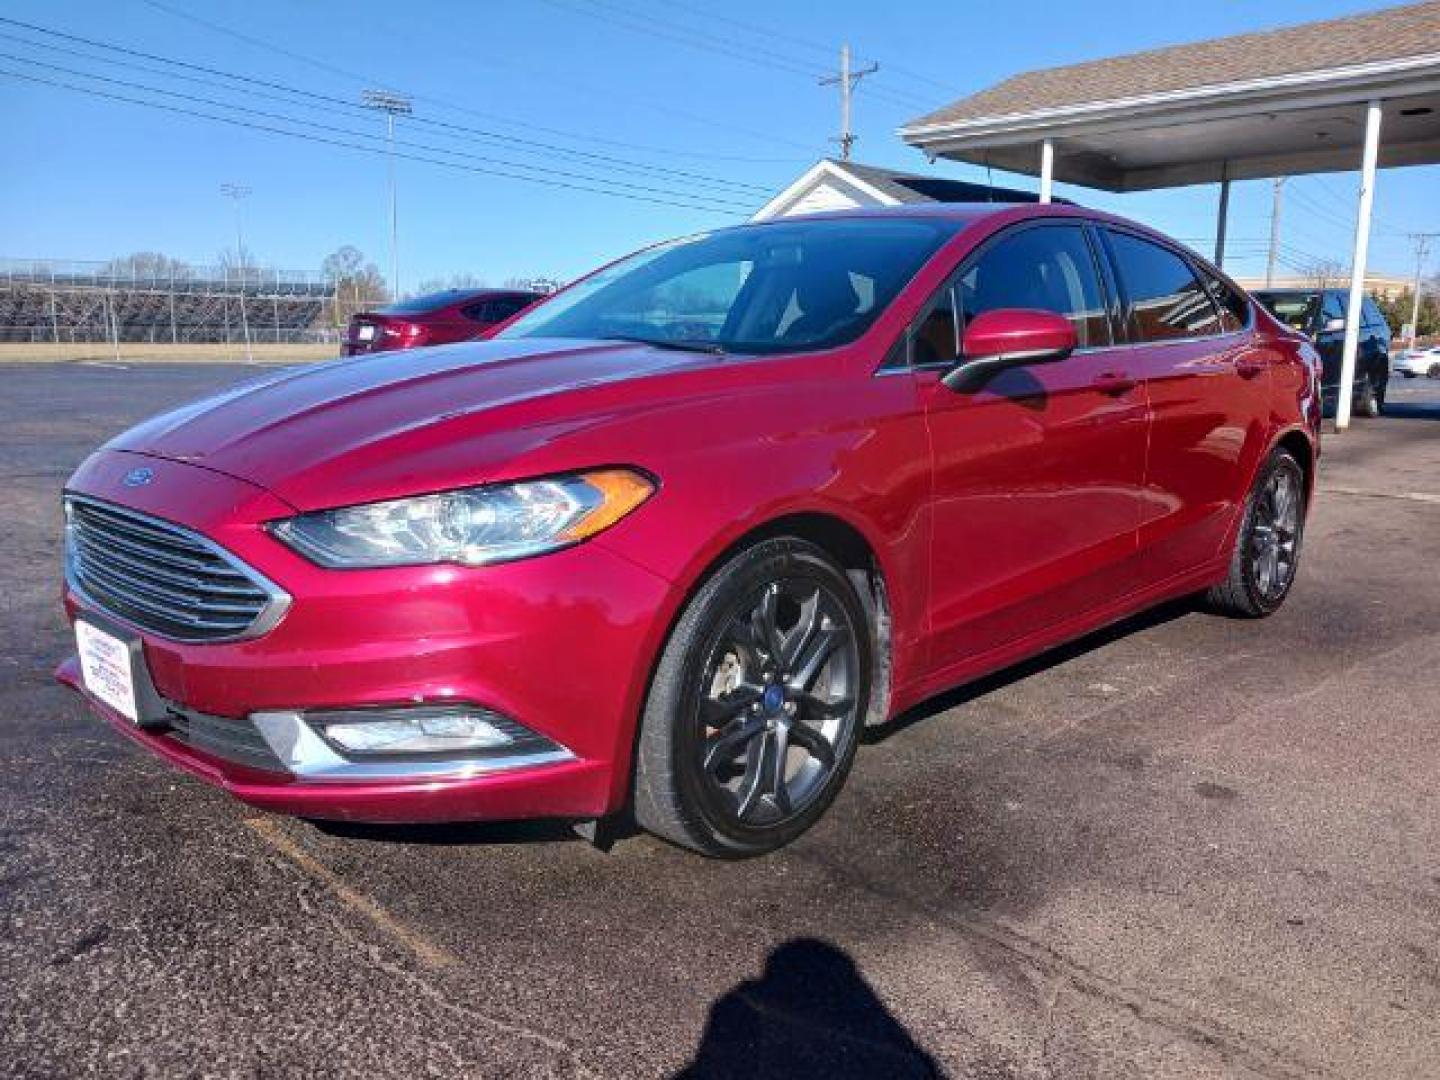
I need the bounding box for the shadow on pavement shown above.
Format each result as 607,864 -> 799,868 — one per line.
306,817 -> 584,847
866,597 -> 1197,745
1378,400 -> 1440,420
678,938 -> 943,1079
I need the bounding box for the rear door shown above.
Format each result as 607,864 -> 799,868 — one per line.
915,221 -> 1150,668
1099,229 -> 1274,585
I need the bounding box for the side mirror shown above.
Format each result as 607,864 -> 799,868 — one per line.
942,308 -> 1077,393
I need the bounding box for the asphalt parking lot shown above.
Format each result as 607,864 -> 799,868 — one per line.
2,362 -> 1438,1079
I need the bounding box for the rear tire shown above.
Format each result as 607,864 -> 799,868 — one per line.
1206,448 -> 1306,618
1356,376 -> 1381,418
1429,362 -> 1440,380
633,538 -> 870,857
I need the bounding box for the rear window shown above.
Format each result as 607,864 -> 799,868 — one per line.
1254,292 -> 1318,333
379,291 -> 468,315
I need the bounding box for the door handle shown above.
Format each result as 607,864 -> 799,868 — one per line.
1094,371 -> 1137,396
1236,358 -> 1265,379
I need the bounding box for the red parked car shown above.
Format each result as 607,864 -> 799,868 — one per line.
340,288 -> 543,356
58,206 -> 1320,856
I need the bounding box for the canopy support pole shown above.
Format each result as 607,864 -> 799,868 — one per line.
1337,99 -> 1383,432
1214,164 -> 1231,268
1039,138 -> 1054,204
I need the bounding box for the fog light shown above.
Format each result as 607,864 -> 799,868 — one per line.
315,705 -> 518,756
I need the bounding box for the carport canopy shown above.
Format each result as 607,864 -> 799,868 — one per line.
900,1 -> 1440,429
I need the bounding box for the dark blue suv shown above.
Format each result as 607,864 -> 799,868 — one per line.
1253,288 -> 1392,417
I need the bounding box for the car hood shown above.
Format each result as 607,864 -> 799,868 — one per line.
107,338 -> 731,510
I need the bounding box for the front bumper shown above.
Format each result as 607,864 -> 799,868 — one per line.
58,450 -> 677,823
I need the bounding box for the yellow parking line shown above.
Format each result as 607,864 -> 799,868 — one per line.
244,817 -> 457,969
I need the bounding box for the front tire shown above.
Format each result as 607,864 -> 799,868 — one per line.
1429,362 -> 1440,380
633,538 -> 870,857
1206,448 -> 1306,618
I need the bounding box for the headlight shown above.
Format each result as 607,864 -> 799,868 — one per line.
270,468 -> 654,568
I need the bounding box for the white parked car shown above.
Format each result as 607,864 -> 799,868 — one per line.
1394,344 -> 1440,379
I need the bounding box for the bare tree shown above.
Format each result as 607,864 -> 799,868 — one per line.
414,272 -> 487,295
102,251 -> 194,283
321,245 -> 389,328
503,275 -> 562,293
1301,258 -> 1347,290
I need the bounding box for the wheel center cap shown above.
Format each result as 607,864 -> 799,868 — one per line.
762,684 -> 785,713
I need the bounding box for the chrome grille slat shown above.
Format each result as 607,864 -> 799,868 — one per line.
77,505 -> 233,560
72,523 -> 251,581
73,563 -> 253,631
76,555 -> 260,620
72,533 -> 265,600
65,494 -> 290,643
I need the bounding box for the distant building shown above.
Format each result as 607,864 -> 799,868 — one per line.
752,158 -> 1053,221
1234,272 -> 1412,299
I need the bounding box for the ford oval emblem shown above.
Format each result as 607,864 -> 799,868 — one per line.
122,467 -> 155,488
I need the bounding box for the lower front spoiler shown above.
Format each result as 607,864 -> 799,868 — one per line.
56,657 -> 614,823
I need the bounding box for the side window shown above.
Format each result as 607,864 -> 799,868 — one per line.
903,224 -> 1112,367
461,301 -> 494,323
957,225 -> 1111,349
1201,269 -> 1249,333
911,284 -> 959,366
1320,292 -> 1345,326
1362,297 -> 1388,333
1106,231 -> 1222,341
489,297 -> 529,321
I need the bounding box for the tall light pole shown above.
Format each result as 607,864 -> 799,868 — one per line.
1406,233 -> 1437,349
819,45 -> 877,162
362,89 -> 412,300
1265,178 -> 1285,288
220,182 -> 253,362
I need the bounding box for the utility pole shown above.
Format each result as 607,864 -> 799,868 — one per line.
1265,178 -> 1285,288
1405,232 -> 1437,349
220,182 -> 253,362
819,45 -> 878,162
362,89 -> 412,300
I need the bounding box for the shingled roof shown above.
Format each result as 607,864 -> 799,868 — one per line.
905,1 -> 1440,131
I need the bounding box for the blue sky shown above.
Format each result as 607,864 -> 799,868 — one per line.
1,0 -> 1434,291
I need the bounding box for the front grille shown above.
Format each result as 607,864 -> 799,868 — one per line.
65,495 -> 289,643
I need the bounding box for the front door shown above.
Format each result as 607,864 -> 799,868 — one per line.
914,222 -> 1150,674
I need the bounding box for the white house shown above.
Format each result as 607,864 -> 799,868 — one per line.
752,158 -> 1047,221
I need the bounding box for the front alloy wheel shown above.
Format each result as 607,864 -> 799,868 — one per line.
634,538 -> 869,856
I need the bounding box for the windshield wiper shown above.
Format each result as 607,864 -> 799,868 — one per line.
599,335 -> 726,355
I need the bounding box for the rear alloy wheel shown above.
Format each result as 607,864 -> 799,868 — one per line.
1356,376 -> 1381,418
1206,448 -> 1305,618
633,538 -> 869,857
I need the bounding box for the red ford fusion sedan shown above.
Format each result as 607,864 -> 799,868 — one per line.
58,205 -> 1321,856
341,287 -> 544,357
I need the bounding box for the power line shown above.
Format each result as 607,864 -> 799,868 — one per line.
537,0 -> 934,113
0,26 -> 771,196
0,67 -> 751,217
0,50 -> 758,212
134,0 -> 816,161
0,16 -> 776,197
660,0 -> 962,95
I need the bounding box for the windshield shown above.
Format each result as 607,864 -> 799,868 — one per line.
1254,291 -> 1319,333
497,218 -> 961,354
